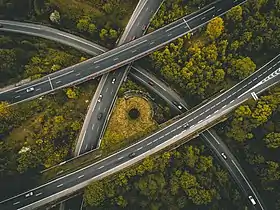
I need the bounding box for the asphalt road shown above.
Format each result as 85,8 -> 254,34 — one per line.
75,0 -> 164,154
0,10 -> 265,210
0,0 -> 246,105
2,50 -> 279,210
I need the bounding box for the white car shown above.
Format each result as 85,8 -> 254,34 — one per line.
221,152 -> 227,159
97,94 -> 103,103
112,78 -> 116,84
248,196 -> 256,205
26,87 -> 35,93
178,105 -> 182,110
25,192 -> 33,197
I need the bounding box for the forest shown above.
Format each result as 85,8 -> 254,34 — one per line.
0,0 -> 280,209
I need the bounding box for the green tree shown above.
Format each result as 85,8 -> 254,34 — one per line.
88,23 -> 97,34
228,57 -> 256,80
77,19 -> 90,32
264,132 -> 280,149
66,88 -> 77,99
206,17 -> 224,40
84,180 -> 105,206
226,5 -> 243,22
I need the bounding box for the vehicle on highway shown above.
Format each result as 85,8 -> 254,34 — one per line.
248,196 -> 256,205
0,24 -> 3,28
172,101 -> 182,110
26,87 -> 35,93
221,152 -> 227,159
25,192 -> 33,197
97,94 -> 103,102
130,36 -> 136,41
128,152 -> 136,158
97,113 -> 103,120
142,25 -> 146,31
148,81 -> 154,86
183,123 -> 189,129
112,78 -> 116,84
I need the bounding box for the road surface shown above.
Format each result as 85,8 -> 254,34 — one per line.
2,51 -> 279,210
0,0 -> 246,105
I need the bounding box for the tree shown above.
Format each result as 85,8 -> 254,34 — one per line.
206,17 -> 224,40
264,132 -> 280,149
228,57 -> 256,80
109,29 -> 118,39
66,88 -> 77,99
88,23 -> 97,34
77,19 -> 89,32
99,28 -> 108,40
226,5 -> 243,22
0,102 -> 10,119
49,10 -> 60,23
84,181 -> 105,206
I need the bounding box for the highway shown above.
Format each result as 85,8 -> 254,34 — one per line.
0,0 -> 246,105
0,12 -> 264,209
2,50 -> 279,210
75,0 -> 164,154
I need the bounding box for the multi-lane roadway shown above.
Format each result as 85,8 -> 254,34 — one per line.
0,0 -> 246,105
74,0 -> 164,154
2,49 -> 279,210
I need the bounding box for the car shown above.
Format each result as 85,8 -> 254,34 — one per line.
142,25 -> 147,30
112,78 -> 116,84
26,87 -> 35,93
128,152 -> 136,158
248,196 -> 256,205
130,36 -> 136,41
97,94 -> 103,102
0,24 -> 3,28
148,81 -> 154,86
97,113 -> 103,120
25,192 -> 33,197
183,123 -> 189,129
177,105 -> 182,110
221,152 -> 227,159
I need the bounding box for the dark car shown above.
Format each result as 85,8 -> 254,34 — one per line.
128,152 -> 136,158
97,113 -> 103,120
0,24 -> 3,28
148,81 -> 154,86
183,123 -> 189,129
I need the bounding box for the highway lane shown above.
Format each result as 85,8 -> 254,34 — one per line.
2,50 -> 279,210
0,13 -> 262,207
75,0 -> 165,154
0,0 -> 246,105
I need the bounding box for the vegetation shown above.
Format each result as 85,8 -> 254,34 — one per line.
84,142 -> 246,209
0,34 -> 87,87
217,84 -> 280,209
101,96 -> 157,150
0,0 -> 138,47
149,0 -> 280,104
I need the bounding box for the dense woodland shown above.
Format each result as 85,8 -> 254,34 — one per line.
0,0 -> 280,209
84,143 -> 246,210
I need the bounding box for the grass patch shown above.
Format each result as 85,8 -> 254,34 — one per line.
101,96 -> 157,149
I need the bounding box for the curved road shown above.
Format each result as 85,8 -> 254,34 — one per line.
1,50 -> 279,210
